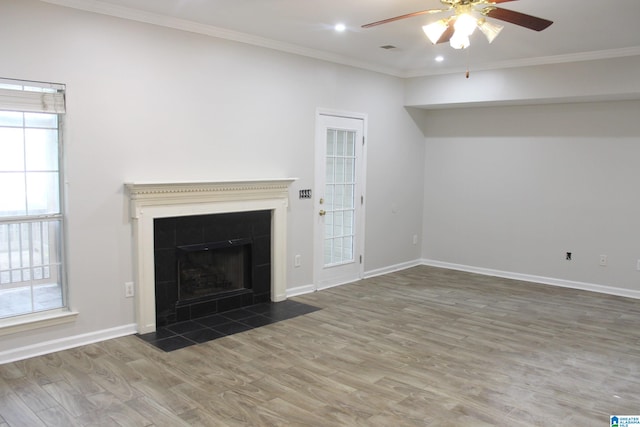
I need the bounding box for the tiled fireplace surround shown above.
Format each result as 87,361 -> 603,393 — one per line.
126,179 -> 295,334
154,210 -> 272,326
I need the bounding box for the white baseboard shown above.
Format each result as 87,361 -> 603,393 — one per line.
364,259 -> 423,279
287,259 -> 424,297
0,323 -> 137,364
286,284 -> 315,298
315,278 -> 361,291
421,259 -> 640,300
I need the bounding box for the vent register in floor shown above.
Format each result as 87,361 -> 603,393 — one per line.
137,300 -> 320,352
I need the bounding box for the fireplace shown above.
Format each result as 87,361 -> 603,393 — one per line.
154,210 -> 271,326
126,179 -> 295,334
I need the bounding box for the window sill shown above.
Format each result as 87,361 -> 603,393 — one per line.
0,310 -> 79,337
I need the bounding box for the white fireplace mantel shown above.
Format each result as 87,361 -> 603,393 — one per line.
126,179 -> 296,333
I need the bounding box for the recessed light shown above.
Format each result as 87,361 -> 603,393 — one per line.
334,23 -> 346,32
435,55 -> 444,62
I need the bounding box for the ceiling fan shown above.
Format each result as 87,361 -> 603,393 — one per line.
362,0 -> 553,50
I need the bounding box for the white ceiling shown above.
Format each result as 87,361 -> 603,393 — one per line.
45,0 -> 640,77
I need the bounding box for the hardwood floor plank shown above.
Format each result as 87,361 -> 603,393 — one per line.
169,382 -> 235,420
86,358 -> 144,402
0,363 -> 25,382
40,380 -> 97,418
265,397 -> 331,427
132,379 -> 195,415
4,376 -> 58,413
80,392 -> 152,426
35,406 -> 80,427
176,407 -> 233,427
126,358 -> 183,390
0,390 -> 47,427
124,395 -> 189,426
59,365 -> 105,396
10,358 -> 58,387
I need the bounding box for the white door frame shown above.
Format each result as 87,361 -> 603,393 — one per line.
314,108 -> 368,290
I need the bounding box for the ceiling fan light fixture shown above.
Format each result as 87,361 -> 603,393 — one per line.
448,12 -> 476,49
478,19 -> 503,43
453,13 -> 477,36
449,32 -> 470,49
422,19 -> 448,44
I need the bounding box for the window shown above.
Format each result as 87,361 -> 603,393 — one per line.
0,79 -> 66,319
324,128 -> 356,266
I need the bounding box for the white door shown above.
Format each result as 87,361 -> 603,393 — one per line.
314,112 -> 366,290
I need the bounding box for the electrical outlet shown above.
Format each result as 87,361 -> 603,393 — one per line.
413,234 -> 418,245
294,254 -> 301,267
637,259 -> 640,271
566,252 -> 572,261
125,282 -> 135,298
599,254 -> 607,267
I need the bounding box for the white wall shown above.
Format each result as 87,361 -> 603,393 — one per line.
0,0 -> 425,359
421,100 -> 640,292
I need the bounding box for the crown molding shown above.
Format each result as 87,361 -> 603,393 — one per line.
39,0 -> 403,78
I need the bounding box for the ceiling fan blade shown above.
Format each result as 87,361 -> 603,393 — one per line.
362,8 -> 449,28
436,19 -> 456,44
485,7 -> 553,31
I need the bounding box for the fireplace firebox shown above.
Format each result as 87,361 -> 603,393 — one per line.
177,238 -> 251,301
154,210 -> 271,327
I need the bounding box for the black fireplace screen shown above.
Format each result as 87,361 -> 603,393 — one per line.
177,238 -> 252,302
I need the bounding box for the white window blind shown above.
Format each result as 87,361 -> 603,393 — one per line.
0,88 -> 65,114
0,79 -> 65,114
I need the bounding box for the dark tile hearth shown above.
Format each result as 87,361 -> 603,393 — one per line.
137,300 -> 320,352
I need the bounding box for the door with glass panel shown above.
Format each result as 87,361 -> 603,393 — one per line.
314,113 -> 365,290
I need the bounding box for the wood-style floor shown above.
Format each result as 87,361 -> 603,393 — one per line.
1,265 -> 639,426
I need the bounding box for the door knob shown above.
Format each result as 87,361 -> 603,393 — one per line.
319,210 -> 326,216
